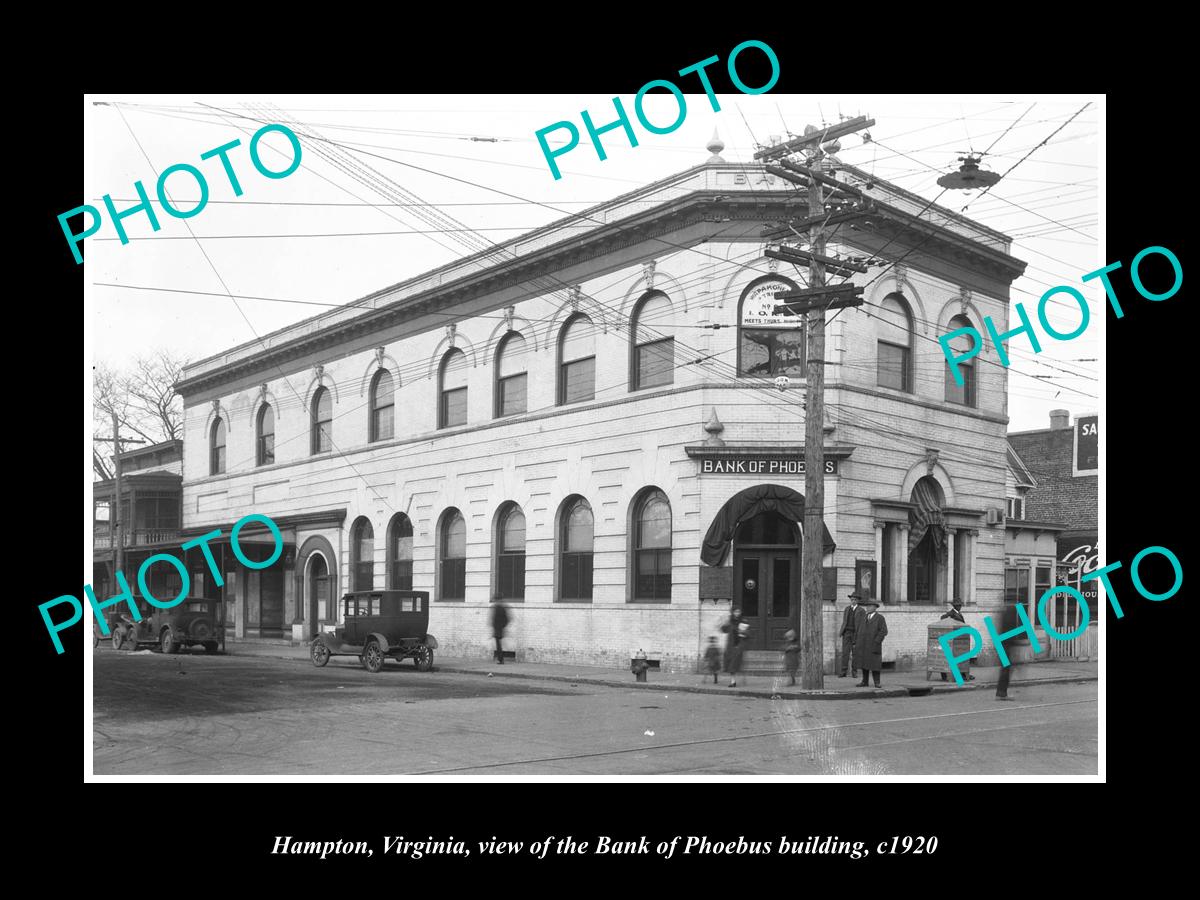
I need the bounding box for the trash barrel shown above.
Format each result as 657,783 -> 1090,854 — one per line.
927,620 -> 973,683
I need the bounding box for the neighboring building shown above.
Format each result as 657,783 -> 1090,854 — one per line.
93,439 -> 186,603
174,140 -> 1027,671
1004,410 -> 1100,659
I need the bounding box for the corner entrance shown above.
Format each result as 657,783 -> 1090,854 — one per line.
732,511 -> 800,651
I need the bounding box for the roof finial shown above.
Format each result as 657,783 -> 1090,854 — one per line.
706,128 -> 725,163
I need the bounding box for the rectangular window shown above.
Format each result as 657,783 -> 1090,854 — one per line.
1035,564 -> 1053,625
635,338 -> 674,389
634,549 -> 671,601
498,553 -> 526,600
498,373 -> 528,417
946,362 -> 976,407
391,561 -> 413,592
877,341 -> 910,391
952,534 -> 969,601
441,387 -> 467,428
94,498 -> 112,530
373,405 -> 394,442
314,423 -> 332,454
259,433 -> 275,466
441,558 -> 466,600
1004,567 -> 1030,607
561,552 -> 593,600
740,329 -> 805,377
561,357 -> 595,404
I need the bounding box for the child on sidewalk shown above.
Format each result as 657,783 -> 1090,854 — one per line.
703,635 -> 722,684
782,629 -> 800,686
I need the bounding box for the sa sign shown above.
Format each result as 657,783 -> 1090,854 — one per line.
1074,414 -> 1098,475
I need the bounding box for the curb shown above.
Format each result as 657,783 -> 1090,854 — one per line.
432,664 -> 1098,701
207,647 -> 1097,701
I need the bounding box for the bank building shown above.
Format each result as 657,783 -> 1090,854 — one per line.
172,135 -> 1028,672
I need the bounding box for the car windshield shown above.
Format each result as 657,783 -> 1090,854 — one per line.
184,602 -> 213,615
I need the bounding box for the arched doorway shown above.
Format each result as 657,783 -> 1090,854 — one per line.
296,534 -> 338,640
307,552 -> 330,636
700,484 -> 837,652
732,510 -> 800,650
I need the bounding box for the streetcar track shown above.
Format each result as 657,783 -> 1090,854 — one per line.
401,699 -> 1096,774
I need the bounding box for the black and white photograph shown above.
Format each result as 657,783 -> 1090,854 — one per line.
78,88 -> 1108,781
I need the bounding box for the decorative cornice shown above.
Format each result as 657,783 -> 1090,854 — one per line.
684,444 -> 856,460
179,507 -> 348,538
175,183 -> 1025,397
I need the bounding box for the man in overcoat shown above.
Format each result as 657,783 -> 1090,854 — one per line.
838,591 -> 866,678
854,598 -> 888,688
490,597 -> 510,664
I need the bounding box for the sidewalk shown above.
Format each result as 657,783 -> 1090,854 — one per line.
222,641 -> 1098,700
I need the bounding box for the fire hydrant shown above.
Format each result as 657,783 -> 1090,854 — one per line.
631,649 -> 649,682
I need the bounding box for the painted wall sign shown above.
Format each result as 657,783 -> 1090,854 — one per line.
1074,414 -> 1098,476
740,279 -> 804,327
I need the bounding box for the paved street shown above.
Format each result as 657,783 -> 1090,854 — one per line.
92,649 -> 1098,776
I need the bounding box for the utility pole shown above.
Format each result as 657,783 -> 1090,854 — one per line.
800,168 -> 828,690
111,411 -> 124,586
756,117 -> 873,689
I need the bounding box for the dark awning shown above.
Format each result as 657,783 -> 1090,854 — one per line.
701,483 -> 837,567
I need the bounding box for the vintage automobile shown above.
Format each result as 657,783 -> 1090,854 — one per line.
310,590 -> 436,673
104,597 -> 225,654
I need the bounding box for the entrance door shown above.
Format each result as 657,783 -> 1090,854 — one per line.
732,511 -> 801,651
260,567 -> 285,637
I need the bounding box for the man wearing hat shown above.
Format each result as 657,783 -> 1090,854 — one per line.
940,599 -> 966,623
837,591 -> 866,678
938,599 -> 975,680
854,598 -> 888,688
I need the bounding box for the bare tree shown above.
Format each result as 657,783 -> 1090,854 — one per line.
123,350 -> 185,443
93,351 -> 188,480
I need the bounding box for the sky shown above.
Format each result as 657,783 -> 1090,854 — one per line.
83,93 -> 1102,432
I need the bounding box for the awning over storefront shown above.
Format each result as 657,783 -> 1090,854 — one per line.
701,483 -> 836,566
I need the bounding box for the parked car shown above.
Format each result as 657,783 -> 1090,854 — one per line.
105,598 -> 225,654
310,590 -> 436,673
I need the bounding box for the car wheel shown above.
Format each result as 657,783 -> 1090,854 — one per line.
414,645 -> 434,672
204,642 -> 219,655
361,640 -> 384,674
112,629 -> 123,651
161,629 -> 177,655
310,640 -> 331,668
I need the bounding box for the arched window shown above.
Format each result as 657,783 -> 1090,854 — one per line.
631,293 -> 674,390
439,349 -> 468,428
908,475 -> 946,605
558,314 -> 596,405
210,417 -> 226,475
496,503 -> 526,600
738,276 -> 805,377
944,314 -> 977,407
256,404 -> 275,466
387,513 -> 414,591
632,489 -> 672,602
439,509 -> 467,600
877,293 -> 913,392
350,517 -> 374,591
495,332 -> 528,418
311,386 -> 332,454
370,369 -> 395,442
559,496 -> 594,601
